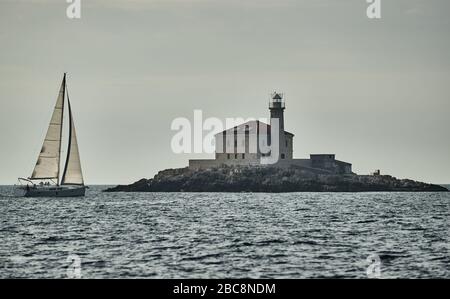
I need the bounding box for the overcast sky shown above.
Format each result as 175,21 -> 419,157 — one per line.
0,0 -> 449,184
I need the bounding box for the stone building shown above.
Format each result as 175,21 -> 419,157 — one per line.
189,92 -> 353,175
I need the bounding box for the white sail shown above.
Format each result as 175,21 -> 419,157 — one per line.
61,98 -> 84,185
30,76 -> 65,181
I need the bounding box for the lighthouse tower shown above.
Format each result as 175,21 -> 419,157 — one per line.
269,92 -> 286,160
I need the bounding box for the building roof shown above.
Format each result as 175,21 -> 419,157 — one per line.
272,93 -> 283,100
215,120 -> 294,137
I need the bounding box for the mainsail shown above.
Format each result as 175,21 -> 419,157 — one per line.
61,97 -> 84,185
30,75 -> 65,182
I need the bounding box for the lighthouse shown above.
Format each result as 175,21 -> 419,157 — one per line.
269,92 -> 286,160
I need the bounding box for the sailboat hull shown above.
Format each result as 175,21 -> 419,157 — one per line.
19,185 -> 86,197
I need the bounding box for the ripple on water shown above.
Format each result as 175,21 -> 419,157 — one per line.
0,187 -> 449,278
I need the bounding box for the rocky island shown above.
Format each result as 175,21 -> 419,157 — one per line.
105,93 -> 448,193
104,165 -> 448,193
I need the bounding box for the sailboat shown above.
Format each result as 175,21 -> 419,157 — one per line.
15,73 -> 86,197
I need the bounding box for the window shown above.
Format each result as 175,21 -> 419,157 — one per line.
242,154 -> 245,159
235,154 -> 238,159
281,154 -> 285,159
227,154 -> 230,159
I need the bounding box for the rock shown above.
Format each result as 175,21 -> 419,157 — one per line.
103,165 -> 448,193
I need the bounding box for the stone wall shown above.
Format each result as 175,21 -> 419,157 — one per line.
189,157 -> 352,174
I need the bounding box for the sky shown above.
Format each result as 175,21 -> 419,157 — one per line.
0,0 -> 449,185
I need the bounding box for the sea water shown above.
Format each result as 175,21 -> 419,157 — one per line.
0,186 -> 448,278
